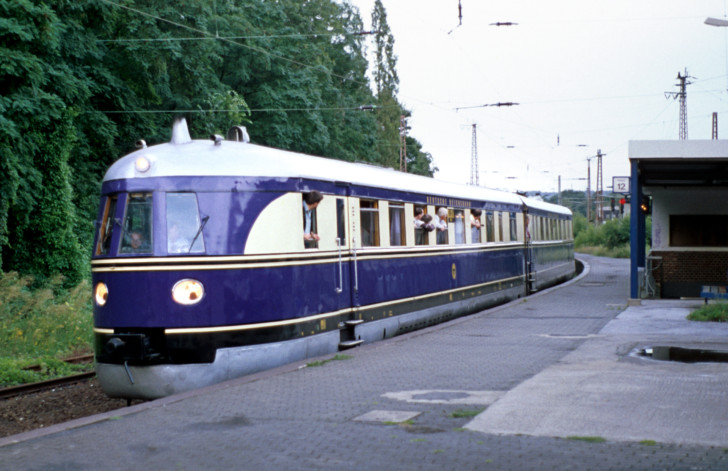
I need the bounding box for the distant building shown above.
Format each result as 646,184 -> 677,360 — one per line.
628,140 -> 728,299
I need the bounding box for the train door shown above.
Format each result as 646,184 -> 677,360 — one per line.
343,195 -> 361,310
335,190 -> 364,348
523,209 -> 536,294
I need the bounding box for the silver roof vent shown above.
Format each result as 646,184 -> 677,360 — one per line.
227,125 -> 250,143
171,117 -> 192,145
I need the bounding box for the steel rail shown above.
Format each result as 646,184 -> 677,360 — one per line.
0,371 -> 96,400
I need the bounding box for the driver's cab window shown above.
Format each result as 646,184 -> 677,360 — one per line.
96,195 -> 118,256
119,193 -> 153,254
167,193 -> 206,254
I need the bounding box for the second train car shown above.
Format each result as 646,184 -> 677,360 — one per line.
92,119 -> 575,399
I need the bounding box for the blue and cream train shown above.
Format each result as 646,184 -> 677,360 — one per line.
92,119 -> 575,399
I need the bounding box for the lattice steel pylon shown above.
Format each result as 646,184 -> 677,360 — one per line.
470,123 -> 479,186
595,149 -> 604,225
665,68 -> 693,140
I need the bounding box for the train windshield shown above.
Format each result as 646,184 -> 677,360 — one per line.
167,193 -> 205,254
119,193 -> 153,254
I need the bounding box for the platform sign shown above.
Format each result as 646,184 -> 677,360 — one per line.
612,176 -> 630,194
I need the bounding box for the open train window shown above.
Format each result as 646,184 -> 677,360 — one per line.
470,210 -> 482,243
167,193 -> 206,254
360,200 -> 379,247
96,195 -> 118,255
414,206 -> 429,246
303,191 -> 323,249
389,202 -> 405,246
436,208 -> 449,245
119,193 -> 153,254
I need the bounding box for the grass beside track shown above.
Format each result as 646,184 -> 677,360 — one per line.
0,272 -> 94,387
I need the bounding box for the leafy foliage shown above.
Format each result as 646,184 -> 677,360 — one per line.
0,0 -> 436,282
574,215 -> 651,258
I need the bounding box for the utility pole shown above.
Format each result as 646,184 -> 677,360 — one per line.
586,157 -> 592,223
470,124 -> 479,186
558,175 -> 562,206
595,149 -> 604,225
665,68 -> 693,140
399,115 -> 407,172
713,112 -> 719,139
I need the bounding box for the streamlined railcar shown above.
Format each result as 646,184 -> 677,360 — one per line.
92,119 -> 574,399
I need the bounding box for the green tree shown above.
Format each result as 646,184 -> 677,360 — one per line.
9,114 -> 85,286
371,0 -> 402,169
0,0 -> 90,281
1,0 -> 438,283
405,136 -> 437,177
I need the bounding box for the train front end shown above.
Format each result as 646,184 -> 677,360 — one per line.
91,122 -> 282,399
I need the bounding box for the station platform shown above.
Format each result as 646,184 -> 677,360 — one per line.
2,254 -> 728,470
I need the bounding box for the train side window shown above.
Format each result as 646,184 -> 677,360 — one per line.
485,211 -> 494,242
538,217 -> 544,241
360,199 -> 379,247
119,193 -> 153,254
167,193 -> 206,254
470,210 -> 482,243
336,198 -> 346,244
389,202 -> 405,246
303,191 -> 323,249
414,206 -> 429,246
509,212 -> 518,241
435,207 -> 449,245
453,209 -> 465,244
497,212 -> 504,242
96,195 -> 118,255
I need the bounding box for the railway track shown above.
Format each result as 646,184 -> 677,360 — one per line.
0,354 -> 96,400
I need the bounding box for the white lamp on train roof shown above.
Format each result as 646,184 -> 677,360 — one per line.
135,155 -> 151,173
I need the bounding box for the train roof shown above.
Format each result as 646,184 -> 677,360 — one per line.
105,125 -> 571,217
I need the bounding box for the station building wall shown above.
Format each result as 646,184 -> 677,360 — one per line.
647,187 -> 728,298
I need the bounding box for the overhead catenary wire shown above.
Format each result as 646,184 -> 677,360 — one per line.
99,31 -> 377,43
99,0 -> 371,87
94,104 -> 401,114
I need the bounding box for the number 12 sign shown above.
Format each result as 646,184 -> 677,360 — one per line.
613,176 -> 630,194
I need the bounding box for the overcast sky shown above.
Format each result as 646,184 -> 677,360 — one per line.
348,0 -> 728,194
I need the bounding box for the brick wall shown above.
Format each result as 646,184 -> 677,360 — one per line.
650,250 -> 728,298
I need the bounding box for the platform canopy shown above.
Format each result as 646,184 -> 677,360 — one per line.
628,140 -> 728,300
629,140 -> 728,187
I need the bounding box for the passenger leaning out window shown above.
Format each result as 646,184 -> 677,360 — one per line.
303,191 -> 323,248
471,209 -> 482,243
435,207 -> 449,244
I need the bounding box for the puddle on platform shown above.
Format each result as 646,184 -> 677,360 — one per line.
637,346 -> 728,363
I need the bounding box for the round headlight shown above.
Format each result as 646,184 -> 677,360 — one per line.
95,282 -> 109,306
172,279 -> 204,305
135,156 -> 151,173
